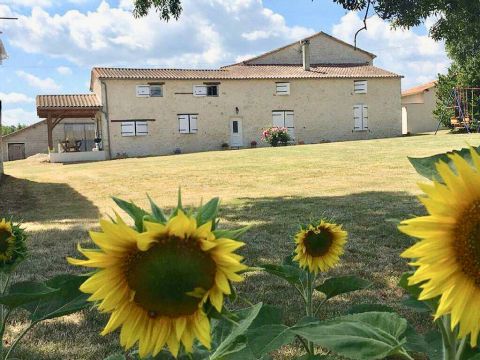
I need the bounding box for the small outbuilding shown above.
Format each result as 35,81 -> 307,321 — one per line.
401,81 -> 437,134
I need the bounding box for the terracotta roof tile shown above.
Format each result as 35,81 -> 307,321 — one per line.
402,81 -> 437,97
92,64 -> 401,82
36,94 -> 101,108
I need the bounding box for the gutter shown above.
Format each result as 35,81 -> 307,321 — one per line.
100,80 -> 112,160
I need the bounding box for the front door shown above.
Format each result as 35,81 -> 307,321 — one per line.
8,143 -> 25,161
230,118 -> 243,147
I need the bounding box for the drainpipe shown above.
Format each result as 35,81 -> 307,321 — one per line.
101,80 -> 112,160
301,39 -> 311,71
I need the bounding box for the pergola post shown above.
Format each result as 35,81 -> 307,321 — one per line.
47,114 -> 53,151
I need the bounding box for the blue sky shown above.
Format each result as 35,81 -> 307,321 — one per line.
0,0 -> 449,126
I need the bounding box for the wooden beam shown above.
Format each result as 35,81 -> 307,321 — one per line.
47,114 -> 53,150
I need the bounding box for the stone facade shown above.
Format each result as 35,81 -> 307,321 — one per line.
402,86 -> 437,134
97,76 -> 401,158
2,118 -> 95,161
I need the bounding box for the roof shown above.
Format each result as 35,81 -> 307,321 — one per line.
36,94 -> 101,109
92,64 -> 400,82
402,81 -> 437,97
227,31 -> 376,67
2,119 -> 46,139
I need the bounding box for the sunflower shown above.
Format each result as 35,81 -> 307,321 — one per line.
0,219 -> 26,271
68,210 -> 246,358
400,148 -> 480,347
293,220 -> 347,273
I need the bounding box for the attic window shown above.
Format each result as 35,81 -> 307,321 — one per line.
193,85 -> 218,97
276,82 -> 290,96
354,80 -> 368,94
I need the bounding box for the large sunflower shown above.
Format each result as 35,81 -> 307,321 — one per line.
400,148 -> 480,347
68,210 -> 246,358
293,220 -> 347,273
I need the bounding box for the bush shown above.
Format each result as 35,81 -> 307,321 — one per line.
261,126 -> 290,147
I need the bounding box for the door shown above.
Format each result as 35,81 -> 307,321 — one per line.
8,143 -> 25,161
230,118 -> 243,147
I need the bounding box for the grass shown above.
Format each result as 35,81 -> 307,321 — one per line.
1,131 -> 479,359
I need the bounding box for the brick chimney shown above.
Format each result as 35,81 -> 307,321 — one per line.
301,39 -> 311,71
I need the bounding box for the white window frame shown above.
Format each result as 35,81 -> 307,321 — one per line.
136,85 -> 151,97
121,121 -> 149,136
193,84 -> 219,97
354,80 -> 368,94
272,110 -> 295,139
275,82 -> 290,96
178,114 -> 198,134
353,104 -> 368,131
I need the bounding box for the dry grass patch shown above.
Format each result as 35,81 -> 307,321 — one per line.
0,132 -> 479,359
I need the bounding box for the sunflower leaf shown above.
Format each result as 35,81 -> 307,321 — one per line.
210,303 -> 263,360
245,324 -> 295,358
261,264 -> 305,286
112,197 -> 149,232
147,194 -> 167,223
102,354 -> 126,360
315,276 -> 371,301
213,227 -> 249,241
0,281 -> 58,308
408,146 -> 480,182
291,312 -> 410,360
398,272 -> 438,312
346,303 -> 396,315
197,197 -> 220,226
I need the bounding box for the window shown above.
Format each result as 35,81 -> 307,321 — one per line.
121,121 -> 148,136
276,82 -> 290,95
178,114 -> 198,134
353,105 -> 368,131
193,85 -> 219,97
354,80 -> 368,94
272,110 -> 295,139
150,85 -> 163,97
136,84 -> 163,97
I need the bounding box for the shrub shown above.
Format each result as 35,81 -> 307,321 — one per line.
261,126 -> 290,147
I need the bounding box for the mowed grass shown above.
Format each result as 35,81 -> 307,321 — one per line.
1,131 -> 479,359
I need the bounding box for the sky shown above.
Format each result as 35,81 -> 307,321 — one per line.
0,0 -> 450,126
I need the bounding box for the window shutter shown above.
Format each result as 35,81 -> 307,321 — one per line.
135,121 -> 148,136
353,105 -> 362,130
178,115 -> 189,133
276,83 -> 290,95
354,80 -> 367,94
193,85 -> 207,97
121,121 -> 135,136
190,115 -> 198,133
272,111 -> 284,127
362,105 -> 368,130
285,111 -> 295,139
136,85 -> 150,97
150,85 -> 163,97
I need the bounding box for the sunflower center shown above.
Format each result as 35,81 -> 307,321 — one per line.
455,203 -> 480,286
0,229 -> 12,255
303,228 -> 334,257
125,236 -> 216,318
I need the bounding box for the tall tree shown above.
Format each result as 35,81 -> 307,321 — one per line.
133,0 -> 182,20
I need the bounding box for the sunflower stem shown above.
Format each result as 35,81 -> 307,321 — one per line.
4,321 -> 38,360
0,272 -> 11,356
304,271 -> 315,355
440,315 -> 457,360
455,337 -> 467,360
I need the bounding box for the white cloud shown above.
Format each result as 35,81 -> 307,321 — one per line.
56,66 -> 72,75
0,92 -> 34,104
2,0 -> 314,68
2,108 -> 38,126
16,70 -> 61,92
331,12 -> 450,89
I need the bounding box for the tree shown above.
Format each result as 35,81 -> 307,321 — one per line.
133,0 -> 182,20
1,124 -> 26,136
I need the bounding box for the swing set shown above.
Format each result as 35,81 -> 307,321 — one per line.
438,87 -> 480,133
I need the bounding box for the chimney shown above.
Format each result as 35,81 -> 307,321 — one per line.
301,39 -> 310,71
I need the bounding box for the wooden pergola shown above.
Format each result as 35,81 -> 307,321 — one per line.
36,94 -> 102,150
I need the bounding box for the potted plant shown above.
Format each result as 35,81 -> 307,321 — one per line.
250,140 -> 257,148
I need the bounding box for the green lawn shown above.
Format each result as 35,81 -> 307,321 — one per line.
1,132 -> 479,359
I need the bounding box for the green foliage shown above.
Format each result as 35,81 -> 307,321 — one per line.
1,222 -> 28,274
132,0 -> 182,20
292,312 -> 410,360
408,146 -> 479,182
1,124 -> 26,136
315,276 -> 371,301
